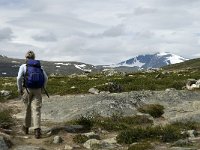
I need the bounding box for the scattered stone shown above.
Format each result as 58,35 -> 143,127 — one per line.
83,139 -> 100,149
64,144 -> 73,150
72,145 -> 81,149
83,132 -> 100,140
88,88 -> 99,94
13,145 -> 45,150
172,139 -> 192,147
0,90 -> 10,97
165,88 -> 176,92
170,147 -> 197,150
53,136 -> 63,144
101,137 -> 117,144
187,130 -> 198,137
100,91 -> 110,94
71,86 -> 76,89
0,136 -> 9,150
99,137 -> 119,149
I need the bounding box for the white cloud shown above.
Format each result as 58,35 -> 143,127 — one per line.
0,0 -> 200,65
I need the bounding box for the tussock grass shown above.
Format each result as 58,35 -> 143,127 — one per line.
137,104 -> 164,118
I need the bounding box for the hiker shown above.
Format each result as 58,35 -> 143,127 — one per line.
17,50 -> 48,139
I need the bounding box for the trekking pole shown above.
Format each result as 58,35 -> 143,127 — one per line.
43,87 -> 50,98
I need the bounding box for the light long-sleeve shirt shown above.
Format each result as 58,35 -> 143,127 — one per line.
17,64 -> 48,91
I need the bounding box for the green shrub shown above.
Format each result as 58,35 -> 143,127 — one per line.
94,115 -> 153,131
0,109 -> 13,129
137,104 -> 164,118
119,116 -> 153,125
73,134 -> 89,143
74,115 -> 94,130
171,121 -> 200,130
161,125 -> 184,142
117,125 -> 185,144
128,142 -> 153,150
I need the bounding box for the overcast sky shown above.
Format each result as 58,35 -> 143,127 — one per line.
0,0 -> 200,65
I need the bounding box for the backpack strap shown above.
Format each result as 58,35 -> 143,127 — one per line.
23,64 -> 29,94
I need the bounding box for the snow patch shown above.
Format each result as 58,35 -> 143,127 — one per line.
74,64 -> 91,72
56,66 -> 61,68
166,54 -> 188,64
54,62 -> 70,66
11,61 -> 20,64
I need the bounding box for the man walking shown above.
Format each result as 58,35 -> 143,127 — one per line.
17,51 -> 48,139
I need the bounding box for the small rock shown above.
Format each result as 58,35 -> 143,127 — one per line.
100,91 -> 110,94
0,90 -> 10,97
83,132 -> 100,140
99,137 -> 118,149
172,139 -> 191,147
72,145 -> 81,149
13,145 -> 45,150
170,147 -> 197,150
88,88 -> 99,94
71,86 -> 76,89
53,136 -> 63,144
83,139 -> 100,149
187,130 -> 198,137
165,88 -> 176,92
102,137 -> 117,144
64,144 -> 73,150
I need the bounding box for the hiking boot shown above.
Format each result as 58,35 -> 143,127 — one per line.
22,125 -> 29,134
34,128 -> 41,139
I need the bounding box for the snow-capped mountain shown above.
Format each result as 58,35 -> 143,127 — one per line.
112,52 -> 188,70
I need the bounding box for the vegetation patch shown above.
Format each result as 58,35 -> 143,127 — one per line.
128,142 -> 153,150
116,125 -> 186,144
67,114 -> 153,132
73,134 -> 89,143
0,109 -> 14,129
137,104 -> 164,118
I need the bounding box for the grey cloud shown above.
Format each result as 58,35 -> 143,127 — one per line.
0,27 -> 14,41
32,32 -> 57,42
90,25 -> 126,38
134,7 -> 157,15
101,25 -> 126,37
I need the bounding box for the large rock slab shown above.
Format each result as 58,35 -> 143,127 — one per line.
15,90 -> 200,123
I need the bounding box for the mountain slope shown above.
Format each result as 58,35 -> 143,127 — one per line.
113,52 -> 188,70
0,55 -> 98,77
162,58 -> 200,71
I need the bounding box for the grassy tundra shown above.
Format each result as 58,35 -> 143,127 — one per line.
1,69 -> 200,102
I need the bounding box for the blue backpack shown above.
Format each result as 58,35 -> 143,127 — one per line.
25,59 -> 45,88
